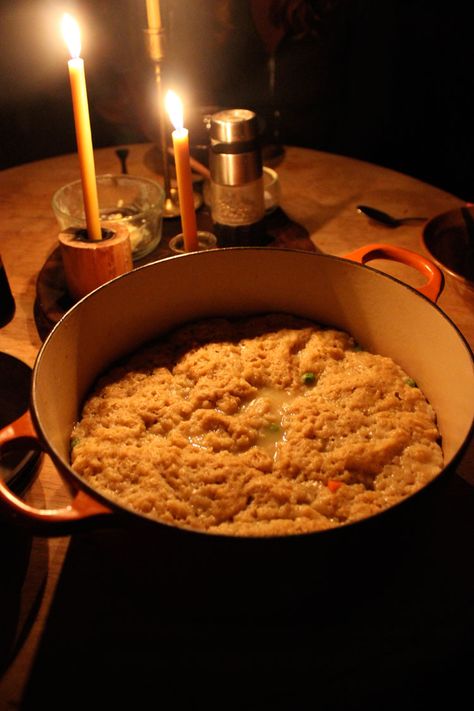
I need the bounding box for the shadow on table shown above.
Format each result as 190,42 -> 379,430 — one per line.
0,527 -> 48,678
21,474 -> 474,711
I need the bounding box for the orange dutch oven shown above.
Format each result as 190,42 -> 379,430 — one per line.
0,244 -> 473,537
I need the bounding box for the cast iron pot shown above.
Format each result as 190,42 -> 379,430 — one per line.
1,244 -> 473,543
422,205 -> 474,297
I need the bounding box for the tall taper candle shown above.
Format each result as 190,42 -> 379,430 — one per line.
165,91 -> 198,251
61,14 -> 101,241
146,0 -> 162,30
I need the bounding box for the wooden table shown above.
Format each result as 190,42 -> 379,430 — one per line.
1,144 -> 473,709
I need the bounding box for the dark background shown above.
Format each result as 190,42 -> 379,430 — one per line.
1,0 -> 474,200
2,473 -> 473,711
1,4 -> 473,708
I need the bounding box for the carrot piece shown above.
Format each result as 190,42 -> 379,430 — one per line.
327,480 -> 342,493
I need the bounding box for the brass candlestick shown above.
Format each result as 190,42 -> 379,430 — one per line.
143,27 -> 202,218
143,28 -> 176,217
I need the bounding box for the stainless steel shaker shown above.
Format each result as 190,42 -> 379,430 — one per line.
208,109 -> 266,246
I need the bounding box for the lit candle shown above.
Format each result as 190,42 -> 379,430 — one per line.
61,14 -> 101,241
146,0 -> 162,29
165,91 -> 198,252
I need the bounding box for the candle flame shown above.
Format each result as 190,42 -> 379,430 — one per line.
61,13 -> 81,59
165,90 -> 183,131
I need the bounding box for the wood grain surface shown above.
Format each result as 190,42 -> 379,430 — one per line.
0,144 -> 472,709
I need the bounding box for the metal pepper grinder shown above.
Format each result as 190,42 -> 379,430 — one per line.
208,109 -> 266,246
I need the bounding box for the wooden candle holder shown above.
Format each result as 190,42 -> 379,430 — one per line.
58,222 -> 133,301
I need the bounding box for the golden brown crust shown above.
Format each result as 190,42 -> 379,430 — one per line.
71,314 -> 443,536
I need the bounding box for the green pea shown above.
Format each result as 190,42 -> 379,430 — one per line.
302,372 -> 316,385
405,377 -> 417,388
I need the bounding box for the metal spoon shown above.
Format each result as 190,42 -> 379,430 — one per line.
357,204 -> 427,228
115,147 -> 129,174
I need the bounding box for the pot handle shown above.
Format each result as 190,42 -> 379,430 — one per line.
0,411 -> 114,536
343,243 -> 443,302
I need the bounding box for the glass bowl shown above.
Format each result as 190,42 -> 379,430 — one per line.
52,174 -> 165,261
